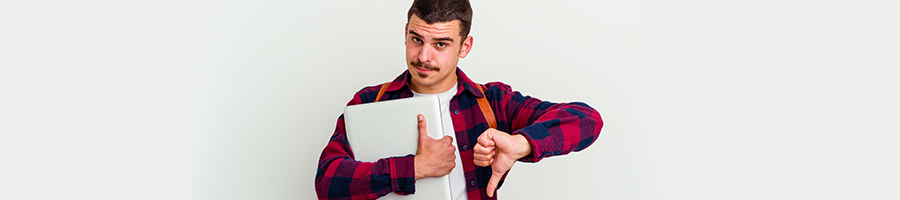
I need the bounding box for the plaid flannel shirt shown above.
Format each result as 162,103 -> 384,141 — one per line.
315,68 -> 603,200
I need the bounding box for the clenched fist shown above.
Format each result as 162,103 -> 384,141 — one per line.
473,128 -> 533,197
413,114 -> 456,180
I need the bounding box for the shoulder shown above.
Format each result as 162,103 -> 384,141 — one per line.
481,81 -> 534,105
347,83 -> 388,106
480,81 -> 523,103
483,81 -> 515,95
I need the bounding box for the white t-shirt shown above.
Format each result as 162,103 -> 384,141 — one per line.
412,83 -> 467,200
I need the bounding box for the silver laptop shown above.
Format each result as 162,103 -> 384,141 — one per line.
343,95 -> 452,200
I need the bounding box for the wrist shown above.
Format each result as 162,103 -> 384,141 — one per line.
513,134 -> 533,159
413,156 -> 422,180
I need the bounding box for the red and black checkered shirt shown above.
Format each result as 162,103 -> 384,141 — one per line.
315,68 -> 603,200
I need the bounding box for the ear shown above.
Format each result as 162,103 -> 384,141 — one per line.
458,36 -> 474,58
404,23 -> 409,44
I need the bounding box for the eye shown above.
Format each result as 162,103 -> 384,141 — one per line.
412,37 -> 422,43
436,42 -> 446,48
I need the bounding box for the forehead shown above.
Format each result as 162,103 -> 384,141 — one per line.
407,14 -> 461,39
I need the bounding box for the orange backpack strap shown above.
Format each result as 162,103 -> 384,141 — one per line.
374,82 -> 390,102
475,84 -> 498,129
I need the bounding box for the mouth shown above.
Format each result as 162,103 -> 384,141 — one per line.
416,66 -> 435,73
411,61 -> 439,77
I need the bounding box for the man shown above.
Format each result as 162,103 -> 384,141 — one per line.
315,0 -> 603,199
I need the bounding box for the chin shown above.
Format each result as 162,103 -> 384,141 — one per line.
414,76 -> 438,86
414,77 -> 432,86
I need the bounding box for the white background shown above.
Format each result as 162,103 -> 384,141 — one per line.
1,0 -> 898,199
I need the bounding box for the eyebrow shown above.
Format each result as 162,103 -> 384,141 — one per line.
408,30 -> 455,43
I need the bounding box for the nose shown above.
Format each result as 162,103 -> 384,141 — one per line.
417,45 -> 431,64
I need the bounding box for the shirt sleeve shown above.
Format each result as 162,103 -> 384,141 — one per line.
314,88 -> 417,199
486,82 -> 604,163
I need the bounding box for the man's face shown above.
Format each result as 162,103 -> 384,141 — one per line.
405,14 -> 472,93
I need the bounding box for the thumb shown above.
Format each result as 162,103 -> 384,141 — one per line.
417,114 -> 429,141
487,170 -> 503,197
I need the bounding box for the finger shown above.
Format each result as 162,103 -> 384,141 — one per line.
417,114 -> 428,140
487,170 -> 502,197
477,129 -> 495,147
473,143 -> 495,167
473,153 -> 493,166
473,151 -> 494,163
472,143 -> 494,155
447,141 -> 457,154
440,135 -> 454,144
474,159 -> 491,167
473,149 -> 494,159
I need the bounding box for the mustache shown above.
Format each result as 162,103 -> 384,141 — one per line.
410,60 -> 439,72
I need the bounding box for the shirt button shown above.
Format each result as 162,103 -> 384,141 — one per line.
462,145 -> 468,151
469,180 -> 476,186
453,110 -> 459,115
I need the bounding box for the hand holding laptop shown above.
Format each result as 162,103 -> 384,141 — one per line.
343,96 -> 453,199
413,114 -> 456,180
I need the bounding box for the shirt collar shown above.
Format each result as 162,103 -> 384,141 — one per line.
384,67 -> 486,98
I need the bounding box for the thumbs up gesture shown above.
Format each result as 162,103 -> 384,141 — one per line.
413,114 -> 456,180
473,128 -> 533,197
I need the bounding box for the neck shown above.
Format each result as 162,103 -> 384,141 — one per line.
411,73 -> 458,94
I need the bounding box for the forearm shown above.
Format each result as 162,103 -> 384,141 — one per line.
315,116 -> 417,199
315,154 -> 416,199
511,101 -> 603,162
486,82 -> 603,162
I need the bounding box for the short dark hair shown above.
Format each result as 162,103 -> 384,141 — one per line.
407,0 -> 473,39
